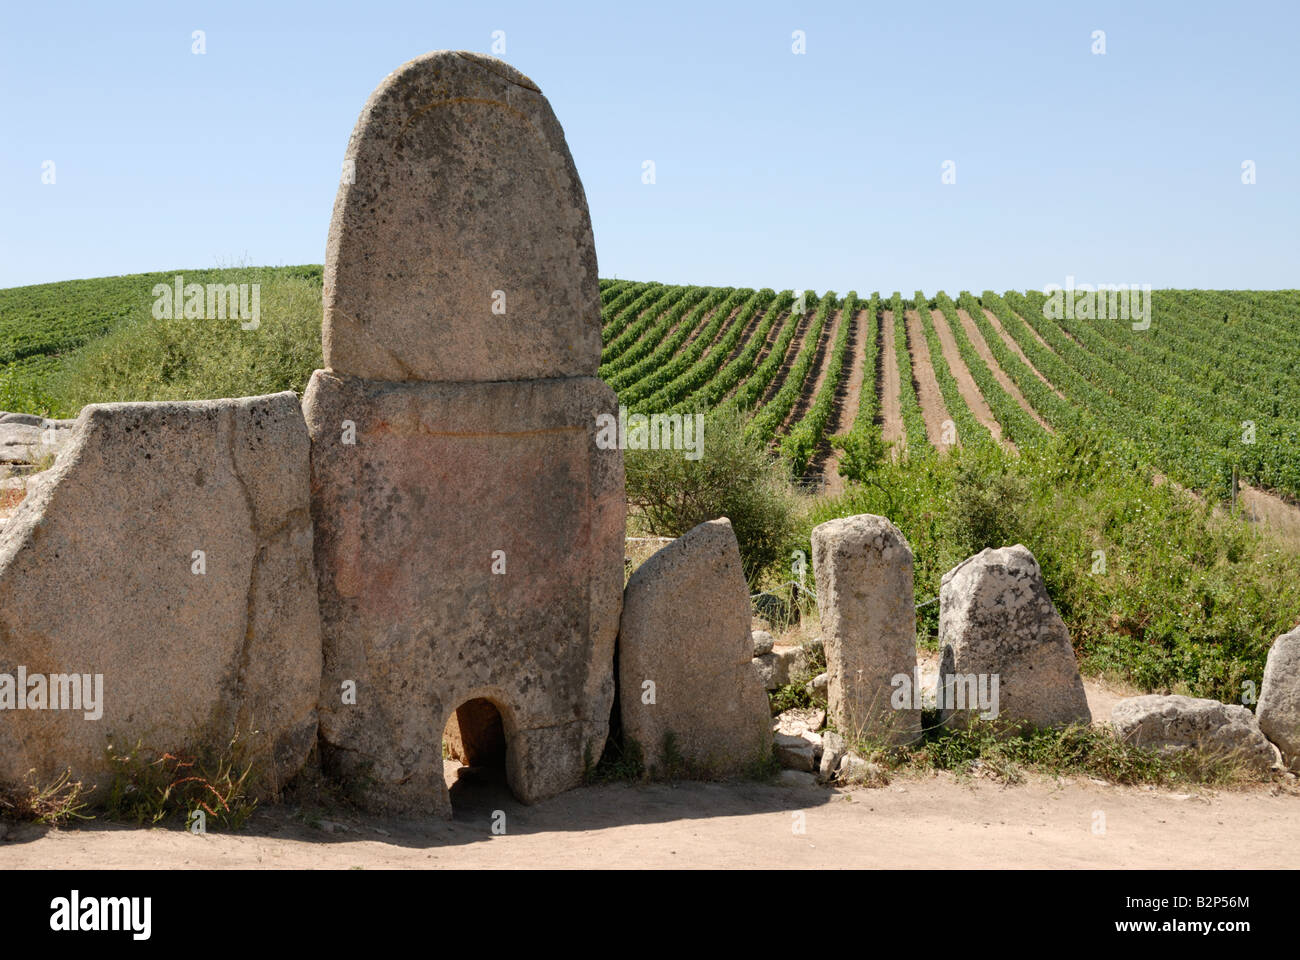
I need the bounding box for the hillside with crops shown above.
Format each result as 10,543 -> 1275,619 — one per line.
4,270 -> 1297,503
600,280 -> 1300,502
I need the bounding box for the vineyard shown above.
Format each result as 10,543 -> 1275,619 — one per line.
597,278 -> 1300,504
2,270 -> 1297,509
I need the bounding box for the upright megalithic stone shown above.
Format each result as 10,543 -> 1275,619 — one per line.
617,519 -> 772,776
307,51 -> 624,817
322,50 -> 602,383
811,514 -> 921,746
938,545 -> 1090,731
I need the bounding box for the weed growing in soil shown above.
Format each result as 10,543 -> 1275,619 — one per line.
103,733 -> 262,830
0,768 -> 92,825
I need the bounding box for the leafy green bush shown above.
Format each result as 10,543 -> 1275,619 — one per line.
49,270 -> 322,416
833,426 -> 891,486
944,460 -> 1029,557
626,406 -> 801,583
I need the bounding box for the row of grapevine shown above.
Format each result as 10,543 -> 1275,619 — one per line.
686,290 -> 795,409
780,291 -> 858,475
605,287 -> 733,392
1155,292 -> 1300,414
721,291 -> 815,414
983,292 -> 1186,485
600,282 -> 660,346
1009,288 -> 1244,494
911,291 -> 996,453
602,283 -> 681,357
599,278 -> 628,305
744,291 -> 836,444
956,292 -> 1080,435
635,288 -> 777,413
932,292 -> 1046,450
588,276 -> 1300,503
600,286 -> 708,381
1033,289 -> 1300,495
890,292 -> 929,456
618,286 -> 754,408
843,293 -> 882,432
1054,290 -> 1300,442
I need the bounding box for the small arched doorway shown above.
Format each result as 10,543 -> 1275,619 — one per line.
442,697 -> 511,814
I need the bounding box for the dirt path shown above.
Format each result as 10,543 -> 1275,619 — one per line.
929,308 -> 1014,452
956,308 -> 1053,433
818,309 -> 869,496
5,775 -> 1296,869
3,649 -> 1291,870
1237,484 -> 1300,552
878,310 -> 905,457
903,309 -> 951,449
981,307 -> 1065,399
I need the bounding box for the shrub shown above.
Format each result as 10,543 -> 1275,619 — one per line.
832,427 -> 891,487
48,270 -> 322,417
626,406 -> 801,582
944,460 -> 1029,556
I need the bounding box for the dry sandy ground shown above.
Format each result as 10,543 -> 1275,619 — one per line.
927,307 -> 1012,451
3,771 -> 1296,870
1239,483 -> 1300,551
903,309 -> 951,448
2,664 -> 1287,871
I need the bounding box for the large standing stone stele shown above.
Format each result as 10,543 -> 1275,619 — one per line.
938,544 -> 1090,731
811,514 -> 920,745
323,50 -> 601,383
617,519 -> 771,776
305,373 -> 624,814
308,50 -> 624,816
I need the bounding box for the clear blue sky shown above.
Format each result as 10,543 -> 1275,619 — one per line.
1,0 -> 1295,293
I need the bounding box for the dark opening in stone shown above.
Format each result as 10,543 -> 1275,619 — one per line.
442,698 -> 510,812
